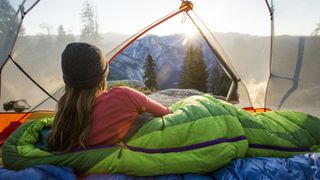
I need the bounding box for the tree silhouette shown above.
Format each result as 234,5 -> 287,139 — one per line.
0,0 -> 16,37
0,0 -> 18,68
211,65 -> 231,97
179,46 -> 208,92
193,46 -> 208,92
56,25 -> 75,50
143,53 -> 158,90
80,1 -> 102,45
180,46 -> 193,89
312,22 -> 320,36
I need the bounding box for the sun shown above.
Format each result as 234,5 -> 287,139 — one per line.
179,18 -> 199,45
183,20 -> 198,38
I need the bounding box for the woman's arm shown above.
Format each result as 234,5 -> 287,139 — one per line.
121,86 -> 171,141
123,86 -> 171,116
123,112 -> 156,141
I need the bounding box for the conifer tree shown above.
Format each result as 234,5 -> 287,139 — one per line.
179,46 -> 208,92
179,46 -> 193,89
211,65 -> 231,97
143,53 -> 158,90
312,22 -> 320,36
193,46 -> 208,92
56,25 -> 75,48
0,0 -> 16,36
80,1 -> 102,45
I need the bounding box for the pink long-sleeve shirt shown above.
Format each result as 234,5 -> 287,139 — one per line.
87,86 -> 170,146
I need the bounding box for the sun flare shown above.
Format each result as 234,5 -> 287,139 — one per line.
184,21 -> 197,38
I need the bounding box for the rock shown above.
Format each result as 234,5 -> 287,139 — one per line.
148,89 -> 228,107
147,89 -> 205,107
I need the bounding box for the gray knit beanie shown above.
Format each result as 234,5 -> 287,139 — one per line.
61,42 -> 108,89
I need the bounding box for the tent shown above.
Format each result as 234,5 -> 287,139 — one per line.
0,0 -> 320,175
1,0 -> 319,140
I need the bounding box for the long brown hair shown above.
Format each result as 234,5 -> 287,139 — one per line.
47,81 -> 105,153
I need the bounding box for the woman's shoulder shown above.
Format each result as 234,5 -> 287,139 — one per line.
95,86 -> 131,102
102,86 -> 137,96
109,86 -> 135,92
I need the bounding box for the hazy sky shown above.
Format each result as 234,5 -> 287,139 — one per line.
12,0 -> 320,36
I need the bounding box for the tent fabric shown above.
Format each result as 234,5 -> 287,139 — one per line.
3,95 -> 320,176
265,36 -> 320,117
0,113 -> 31,145
0,111 -> 55,145
1,1 -> 319,178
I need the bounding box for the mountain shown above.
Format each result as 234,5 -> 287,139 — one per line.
108,33 -> 219,89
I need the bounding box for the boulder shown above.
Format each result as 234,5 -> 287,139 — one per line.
148,89 -> 206,107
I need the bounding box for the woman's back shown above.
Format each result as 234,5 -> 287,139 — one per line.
88,86 -> 169,146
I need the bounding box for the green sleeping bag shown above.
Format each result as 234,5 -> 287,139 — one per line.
3,95 -> 320,176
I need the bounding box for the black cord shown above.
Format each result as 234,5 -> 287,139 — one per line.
8,55 -> 58,102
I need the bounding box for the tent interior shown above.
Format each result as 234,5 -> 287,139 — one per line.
0,0 -> 320,177
1,0 -> 319,118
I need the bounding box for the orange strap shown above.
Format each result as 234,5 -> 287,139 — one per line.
243,107 -> 272,113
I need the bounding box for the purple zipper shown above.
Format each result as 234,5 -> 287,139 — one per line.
126,136 -> 247,153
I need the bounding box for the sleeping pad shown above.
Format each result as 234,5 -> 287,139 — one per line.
2,94 -> 320,176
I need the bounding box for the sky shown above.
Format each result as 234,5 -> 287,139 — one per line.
10,0 -> 320,36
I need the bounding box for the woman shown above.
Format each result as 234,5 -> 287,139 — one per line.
47,42 -> 171,153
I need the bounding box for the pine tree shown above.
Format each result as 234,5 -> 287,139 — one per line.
312,22 -> 320,36
193,46 -> 208,92
143,53 -> 158,90
57,25 -> 66,40
179,46 -> 193,89
211,65 -> 231,97
179,46 -> 208,92
80,1 -> 102,45
56,25 -> 75,49
0,0 -> 16,36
